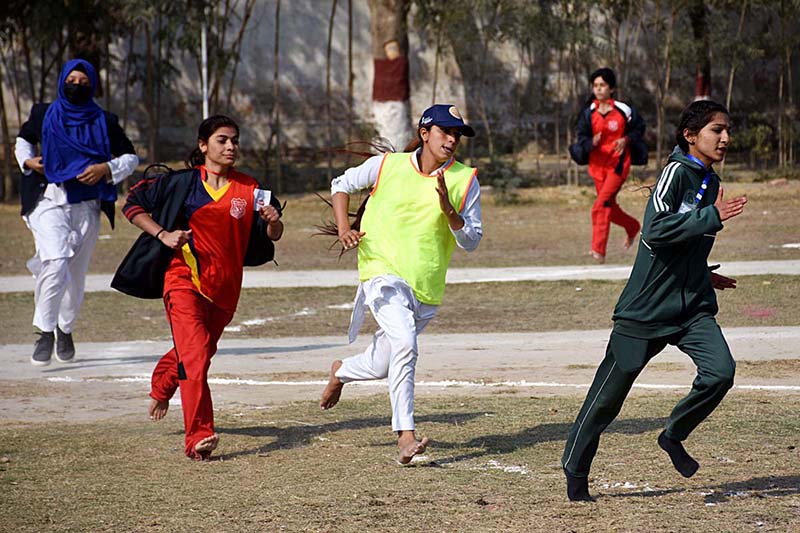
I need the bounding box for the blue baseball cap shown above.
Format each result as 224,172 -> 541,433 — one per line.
418,104 -> 475,137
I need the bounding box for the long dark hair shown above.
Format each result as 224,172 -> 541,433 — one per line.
185,114 -> 240,168
675,100 -> 729,153
315,132 -> 426,256
584,67 -> 617,106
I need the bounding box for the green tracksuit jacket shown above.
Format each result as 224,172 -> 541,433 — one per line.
612,148 -> 724,339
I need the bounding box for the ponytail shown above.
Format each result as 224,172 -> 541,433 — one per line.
315,133 -> 422,256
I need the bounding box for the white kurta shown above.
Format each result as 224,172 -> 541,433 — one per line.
332,150 -> 483,431
16,137 -> 138,333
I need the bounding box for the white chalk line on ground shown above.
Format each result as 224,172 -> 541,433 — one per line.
47,375 -> 800,392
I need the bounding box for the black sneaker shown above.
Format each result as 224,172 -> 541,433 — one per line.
31,331 -> 55,366
55,326 -> 75,363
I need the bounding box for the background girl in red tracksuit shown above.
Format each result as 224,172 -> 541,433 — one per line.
119,115 -> 283,460
571,68 -> 645,264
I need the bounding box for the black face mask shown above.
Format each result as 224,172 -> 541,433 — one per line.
63,83 -> 93,105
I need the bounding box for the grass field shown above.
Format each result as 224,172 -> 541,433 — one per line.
1,179 -> 798,532
1,181 -> 799,276
2,393 -> 798,532
0,275 -> 797,344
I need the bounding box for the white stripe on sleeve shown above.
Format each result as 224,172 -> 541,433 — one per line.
654,162 -> 680,212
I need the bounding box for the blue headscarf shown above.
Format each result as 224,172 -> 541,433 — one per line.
41,59 -> 116,203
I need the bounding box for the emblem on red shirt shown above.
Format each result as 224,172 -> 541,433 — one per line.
608,120 -> 619,132
230,197 -> 247,219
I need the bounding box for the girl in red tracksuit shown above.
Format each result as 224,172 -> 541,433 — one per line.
120,115 -> 283,460
573,68 -> 643,264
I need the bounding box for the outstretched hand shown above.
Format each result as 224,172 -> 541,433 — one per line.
435,170 -> 464,230
158,229 -> 192,249
709,264 -> 737,290
714,187 -> 747,222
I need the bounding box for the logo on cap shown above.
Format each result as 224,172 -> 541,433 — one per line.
420,116 -> 433,125
448,106 -> 462,119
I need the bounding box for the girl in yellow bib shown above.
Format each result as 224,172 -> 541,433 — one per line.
320,104 -> 483,464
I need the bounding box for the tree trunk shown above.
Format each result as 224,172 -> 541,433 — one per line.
326,0 -> 339,184
122,27 -> 135,129
347,0 -> 354,164
689,0 -> 711,99
656,5 -> 675,169
225,0 -> 257,108
21,28 -> 36,101
0,63 -> 13,202
3,50 -> 23,124
272,0 -> 282,194
367,0 -> 412,151
431,31 -> 440,105
725,0 -> 748,110
144,23 -> 156,162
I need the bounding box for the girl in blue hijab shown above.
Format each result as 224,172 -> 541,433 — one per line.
15,58 -> 138,366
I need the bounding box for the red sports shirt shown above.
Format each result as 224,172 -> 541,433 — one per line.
588,99 -> 630,179
164,167 -> 258,313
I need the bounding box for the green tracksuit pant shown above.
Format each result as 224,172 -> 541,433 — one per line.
562,315 -> 735,477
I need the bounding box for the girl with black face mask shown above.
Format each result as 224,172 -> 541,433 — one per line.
14,58 -> 139,367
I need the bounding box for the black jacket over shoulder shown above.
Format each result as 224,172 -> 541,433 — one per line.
111,167 -> 279,299
568,101 -> 648,168
17,102 -> 136,225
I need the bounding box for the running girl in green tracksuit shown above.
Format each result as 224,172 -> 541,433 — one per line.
561,100 -> 748,501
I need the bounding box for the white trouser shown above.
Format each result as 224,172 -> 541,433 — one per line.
24,188 -> 101,333
337,276 -> 438,432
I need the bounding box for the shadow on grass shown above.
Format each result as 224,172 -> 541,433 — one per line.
433,416 -> 668,465
40,354 -> 162,373
215,411 -> 486,460
215,343 -> 341,357
37,342 -> 340,373
606,474 -> 800,501
704,475 -> 800,502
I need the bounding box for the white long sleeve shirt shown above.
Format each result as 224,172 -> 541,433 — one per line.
15,137 -> 138,185
330,150 -> 483,251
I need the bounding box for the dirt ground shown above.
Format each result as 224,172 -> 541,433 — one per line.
2,326 -> 798,425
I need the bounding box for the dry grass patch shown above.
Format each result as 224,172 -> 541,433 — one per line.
1,393 -> 798,532
1,181 -> 798,275
1,275 -> 798,344
736,359 -> 800,379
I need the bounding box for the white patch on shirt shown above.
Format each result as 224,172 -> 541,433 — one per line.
230,197 -> 247,219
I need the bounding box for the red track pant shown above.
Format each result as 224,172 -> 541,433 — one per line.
589,165 -> 640,257
150,289 -> 233,459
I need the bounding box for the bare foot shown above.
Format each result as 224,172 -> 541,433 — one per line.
320,360 -> 344,410
622,230 -> 639,250
589,250 -> 605,264
397,435 -> 429,465
194,433 -> 219,458
148,398 -> 169,421
623,234 -> 637,250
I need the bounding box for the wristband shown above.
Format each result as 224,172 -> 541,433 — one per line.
155,229 -> 165,239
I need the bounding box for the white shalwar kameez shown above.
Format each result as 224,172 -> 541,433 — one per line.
332,150 -> 483,432
15,138 -> 138,333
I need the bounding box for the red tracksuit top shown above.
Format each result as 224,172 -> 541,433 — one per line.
164,167 -> 258,313
588,99 -> 630,179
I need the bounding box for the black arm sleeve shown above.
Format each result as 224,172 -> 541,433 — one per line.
122,171 -> 170,221
624,106 -> 646,145
17,103 -> 50,144
568,107 -> 594,165
104,112 -> 136,157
